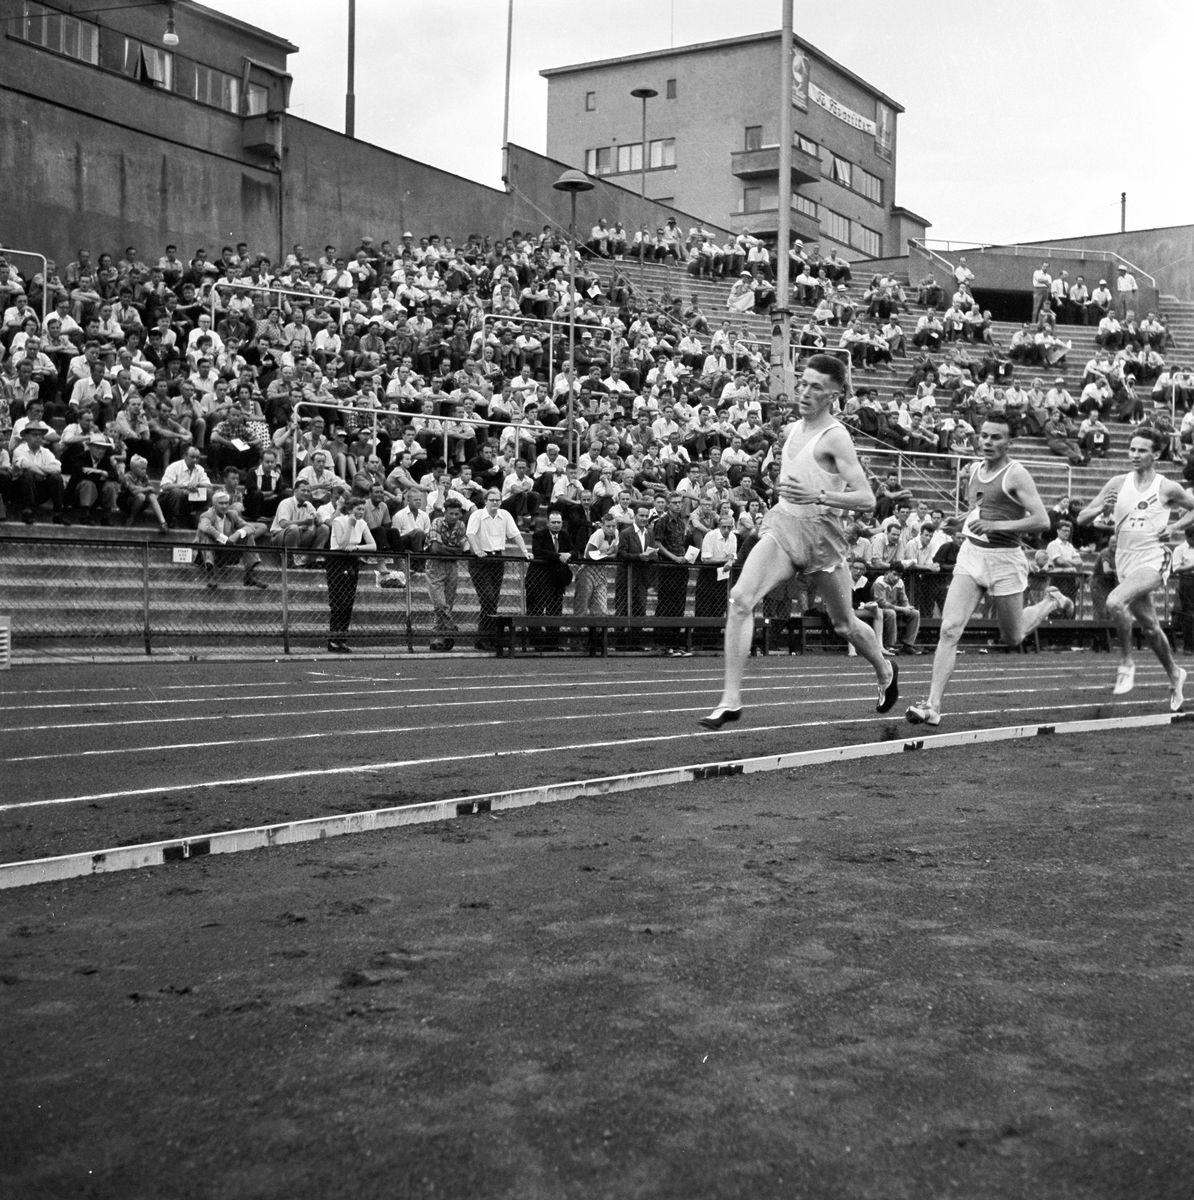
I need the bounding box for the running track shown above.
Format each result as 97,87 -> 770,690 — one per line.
0,652 -> 1182,864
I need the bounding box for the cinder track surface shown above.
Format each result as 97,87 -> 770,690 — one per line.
0,652 -> 1183,864
1,713 -> 1192,1199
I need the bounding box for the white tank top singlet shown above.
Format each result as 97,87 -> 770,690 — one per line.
777,421 -> 845,516
1114,472 -> 1170,554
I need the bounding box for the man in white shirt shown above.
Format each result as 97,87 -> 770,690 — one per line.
270,478 -> 331,554
13,423 -> 68,524
466,488 -> 530,650
1031,262 -> 1052,322
392,489 -> 431,565
159,444 -> 213,528
1116,266 -> 1138,318
1045,520 -> 1084,570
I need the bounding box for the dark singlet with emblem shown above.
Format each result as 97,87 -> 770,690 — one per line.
962,461 -> 1024,549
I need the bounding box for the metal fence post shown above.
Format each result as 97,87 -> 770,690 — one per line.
281,547 -> 290,654
142,541 -> 152,655
404,551 -> 414,652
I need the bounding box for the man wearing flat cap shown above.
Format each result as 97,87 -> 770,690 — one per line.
14,421 -> 68,524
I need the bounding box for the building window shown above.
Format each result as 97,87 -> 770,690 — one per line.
822,208 -> 850,246
584,91 -> 596,111
851,222 -> 882,258
829,154 -> 852,188
123,37 -> 173,89
795,133 -> 818,156
855,166 -> 883,205
744,125 -> 763,152
616,143 -> 643,174
648,138 -> 675,168
742,187 -> 761,214
584,147 -> 612,175
18,1 -> 99,64
665,78 -> 677,99
190,63 -> 240,112
246,83 -> 269,116
792,193 -> 817,218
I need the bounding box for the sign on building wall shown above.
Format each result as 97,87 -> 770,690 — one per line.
791,52 -> 809,112
874,102 -> 894,162
808,82 -> 876,136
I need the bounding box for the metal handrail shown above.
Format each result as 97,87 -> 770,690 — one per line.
478,310 -> 615,386
911,239 -> 1157,289
209,279 -> 349,329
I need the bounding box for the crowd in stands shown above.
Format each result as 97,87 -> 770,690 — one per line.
1,223 -> 1192,652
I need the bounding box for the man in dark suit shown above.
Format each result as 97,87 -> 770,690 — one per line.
244,449 -> 289,524
526,510 -> 575,649
64,432 -> 121,524
616,502 -> 659,622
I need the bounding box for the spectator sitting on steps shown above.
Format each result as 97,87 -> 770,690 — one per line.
196,489 -> 266,589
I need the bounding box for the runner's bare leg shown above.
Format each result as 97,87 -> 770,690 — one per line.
715,538 -> 797,711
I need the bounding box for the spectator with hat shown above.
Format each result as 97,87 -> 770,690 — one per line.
1116,264 -> 1138,318
65,431 -> 121,524
14,421 -> 68,524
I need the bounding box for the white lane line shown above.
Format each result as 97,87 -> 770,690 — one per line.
0,662 -> 1104,713
2,683 -> 1114,764
0,676 -> 400,701
0,670 -> 1096,735
0,697 -> 1163,813
4,710 -> 1189,890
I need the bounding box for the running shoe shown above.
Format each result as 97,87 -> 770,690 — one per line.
905,700 -> 941,726
1045,586 -> 1075,618
1171,667 -> 1188,713
699,706 -> 742,730
876,659 -> 899,713
1113,662 -> 1136,695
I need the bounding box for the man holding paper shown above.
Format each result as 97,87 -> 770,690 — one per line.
160,444 -> 213,529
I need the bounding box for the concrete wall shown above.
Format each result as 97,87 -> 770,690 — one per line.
909,245 -> 1160,316
1022,227 -> 1194,303
0,87 -> 281,267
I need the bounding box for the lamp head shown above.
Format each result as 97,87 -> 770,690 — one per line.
552,169 -> 594,196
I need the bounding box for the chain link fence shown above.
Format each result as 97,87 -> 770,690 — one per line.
0,535 -> 1182,656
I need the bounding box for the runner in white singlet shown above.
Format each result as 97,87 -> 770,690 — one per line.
1077,428 -> 1194,709
701,355 -> 898,730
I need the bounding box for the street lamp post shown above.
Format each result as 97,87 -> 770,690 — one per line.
630,87 -> 657,294
552,168 -> 595,463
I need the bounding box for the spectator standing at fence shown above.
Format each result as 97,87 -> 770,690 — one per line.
616,502 -> 659,622
325,495 -> 377,653
1090,534 -> 1117,620
196,489 -> 266,590
574,513 -> 618,628
1076,428 -> 1194,708
427,496 -> 468,652
466,488 -> 530,652
526,510 -> 575,649
1171,527 -> 1194,653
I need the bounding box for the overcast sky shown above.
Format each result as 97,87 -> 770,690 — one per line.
205,0 -> 1190,246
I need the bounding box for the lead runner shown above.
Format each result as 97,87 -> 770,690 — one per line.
905,414 -> 1072,727
700,354 -> 899,729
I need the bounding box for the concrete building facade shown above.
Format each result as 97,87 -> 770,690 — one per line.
0,0 -> 736,276
542,32 -> 930,261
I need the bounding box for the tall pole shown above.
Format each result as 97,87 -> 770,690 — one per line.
501,0 -> 513,186
1120,191 -> 1126,233
552,169 -> 594,460
345,0 -> 356,138
774,0 -> 795,402
567,191 -> 577,461
631,87 -> 657,294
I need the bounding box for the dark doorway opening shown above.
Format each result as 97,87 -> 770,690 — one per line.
972,288 -> 1033,323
